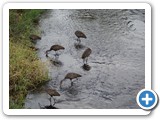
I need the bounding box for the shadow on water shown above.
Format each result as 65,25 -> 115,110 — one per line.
46,56 -> 63,67
74,43 -> 86,50
81,64 -> 91,71
39,103 -> 59,109
66,85 -> 79,96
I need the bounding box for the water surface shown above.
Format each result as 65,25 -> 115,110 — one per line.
25,9 -> 145,109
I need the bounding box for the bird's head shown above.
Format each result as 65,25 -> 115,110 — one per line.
77,74 -> 82,77
61,46 -> 65,50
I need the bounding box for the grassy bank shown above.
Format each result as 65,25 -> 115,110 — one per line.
9,9 -> 49,108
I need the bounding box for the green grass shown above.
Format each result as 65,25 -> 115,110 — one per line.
9,9 -> 49,108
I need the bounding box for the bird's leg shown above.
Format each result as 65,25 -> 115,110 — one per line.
71,80 -> 73,87
56,51 -> 59,57
77,38 -> 81,45
52,98 -> 56,106
86,57 -> 88,64
49,97 -> 52,106
83,59 -> 85,64
77,38 -> 79,42
78,39 -> 81,45
54,51 -> 59,60
38,103 -> 44,109
60,79 -> 65,89
54,51 -> 57,57
55,55 -> 59,61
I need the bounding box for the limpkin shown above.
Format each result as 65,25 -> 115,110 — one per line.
46,88 -> 60,106
60,72 -> 82,88
82,48 -> 92,64
75,31 -> 87,44
29,34 -> 41,41
46,45 -> 65,58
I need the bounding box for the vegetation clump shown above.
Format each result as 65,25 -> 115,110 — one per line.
9,9 -> 49,108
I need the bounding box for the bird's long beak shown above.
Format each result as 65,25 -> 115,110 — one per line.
60,79 -> 65,89
46,50 -> 50,54
46,50 -> 50,57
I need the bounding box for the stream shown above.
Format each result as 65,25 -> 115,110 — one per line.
25,9 -> 145,109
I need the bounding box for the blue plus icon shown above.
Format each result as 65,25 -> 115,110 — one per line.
137,89 -> 158,110
142,93 -> 153,105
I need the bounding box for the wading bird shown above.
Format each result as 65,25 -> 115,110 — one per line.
46,88 -> 60,106
46,45 -> 65,58
29,46 -> 39,51
60,73 -> 82,88
29,34 -> 41,41
75,31 -> 87,44
82,48 -> 92,64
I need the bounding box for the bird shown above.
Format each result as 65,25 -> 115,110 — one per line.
16,9 -> 24,14
29,34 -> 41,41
16,9 -> 24,16
29,46 -> 39,51
46,88 -> 60,106
75,31 -> 87,44
45,45 -> 65,58
82,48 -> 92,64
60,73 -> 82,88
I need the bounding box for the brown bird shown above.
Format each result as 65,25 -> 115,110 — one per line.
46,88 -> 60,106
29,46 -> 39,51
46,45 -> 65,58
29,34 -> 41,41
82,48 -> 92,64
16,9 -> 24,14
33,18 -> 39,25
16,9 -> 24,16
75,31 -> 87,44
60,73 -> 82,88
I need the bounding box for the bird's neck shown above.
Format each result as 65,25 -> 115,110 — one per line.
46,50 -> 51,54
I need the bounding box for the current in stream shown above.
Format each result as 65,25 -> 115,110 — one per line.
25,9 -> 145,109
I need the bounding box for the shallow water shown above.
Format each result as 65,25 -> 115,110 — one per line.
25,9 -> 145,109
